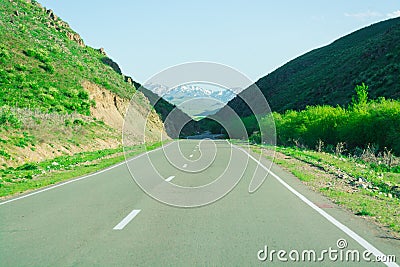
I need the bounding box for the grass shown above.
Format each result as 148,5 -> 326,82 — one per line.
250,144 -> 400,235
0,141 -> 167,198
273,146 -> 400,192
267,156 -> 315,182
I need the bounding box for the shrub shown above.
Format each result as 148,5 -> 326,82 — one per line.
73,118 -> 85,126
255,84 -> 400,155
249,131 -> 261,144
0,47 -> 10,64
18,163 -> 38,171
40,63 -> 54,73
15,64 -> 27,71
0,149 -> 11,159
64,119 -> 72,126
24,48 -> 50,63
78,90 -> 89,100
0,108 -> 22,129
0,48 -> 9,58
351,83 -> 368,109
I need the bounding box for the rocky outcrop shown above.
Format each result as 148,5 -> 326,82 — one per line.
99,48 -> 107,56
125,76 -> 133,85
46,9 -> 57,21
124,75 -> 141,90
27,2 -> 86,47
101,57 -> 122,74
66,32 -> 85,47
98,49 -> 124,75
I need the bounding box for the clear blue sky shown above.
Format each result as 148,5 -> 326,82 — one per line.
38,0 -> 399,83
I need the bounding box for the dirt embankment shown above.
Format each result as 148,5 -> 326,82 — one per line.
0,82 -> 168,168
84,80 -> 168,145
84,81 -> 129,130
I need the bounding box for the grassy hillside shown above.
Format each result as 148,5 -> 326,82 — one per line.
0,0 -> 167,171
226,17 -> 400,115
0,0 -> 139,114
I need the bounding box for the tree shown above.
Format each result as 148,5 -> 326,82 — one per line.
351,83 -> 369,108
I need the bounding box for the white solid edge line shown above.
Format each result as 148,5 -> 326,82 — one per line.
165,176 -> 175,182
113,209 -> 141,230
0,142 -> 175,206
235,145 -> 397,267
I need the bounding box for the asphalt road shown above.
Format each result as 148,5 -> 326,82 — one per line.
0,140 -> 399,266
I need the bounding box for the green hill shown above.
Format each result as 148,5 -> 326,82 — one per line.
227,17 -> 400,115
0,0 -> 138,114
0,0 -> 167,168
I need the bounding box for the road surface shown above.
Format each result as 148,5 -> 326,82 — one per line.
0,140 -> 399,266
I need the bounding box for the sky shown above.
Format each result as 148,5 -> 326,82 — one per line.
38,0 -> 400,83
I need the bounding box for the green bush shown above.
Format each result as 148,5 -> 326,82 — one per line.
252,85 -> 400,156
18,163 -> 38,171
15,64 -> 27,71
351,83 -> 368,109
0,46 -> 10,64
24,48 -> 50,63
73,118 -> 85,126
64,119 -> 72,126
249,131 -> 261,144
0,149 -> 11,159
0,47 -> 9,58
0,108 -> 21,129
40,63 -> 54,73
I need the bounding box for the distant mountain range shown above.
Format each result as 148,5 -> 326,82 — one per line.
147,84 -> 236,119
164,85 -> 235,103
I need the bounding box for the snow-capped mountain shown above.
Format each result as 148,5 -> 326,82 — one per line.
152,84 -> 236,104
144,83 -> 237,119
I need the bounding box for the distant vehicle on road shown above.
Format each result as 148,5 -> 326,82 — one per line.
186,131 -> 226,140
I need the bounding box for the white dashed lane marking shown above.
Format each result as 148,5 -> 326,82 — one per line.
165,176 -> 175,182
113,209 -> 141,230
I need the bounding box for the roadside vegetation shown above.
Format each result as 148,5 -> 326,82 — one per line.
0,141 -> 164,198
246,84 -> 400,235
251,144 -> 400,235
0,106 -> 120,167
0,101 -> 166,198
275,85 -> 399,155
250,84 -> 400,156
